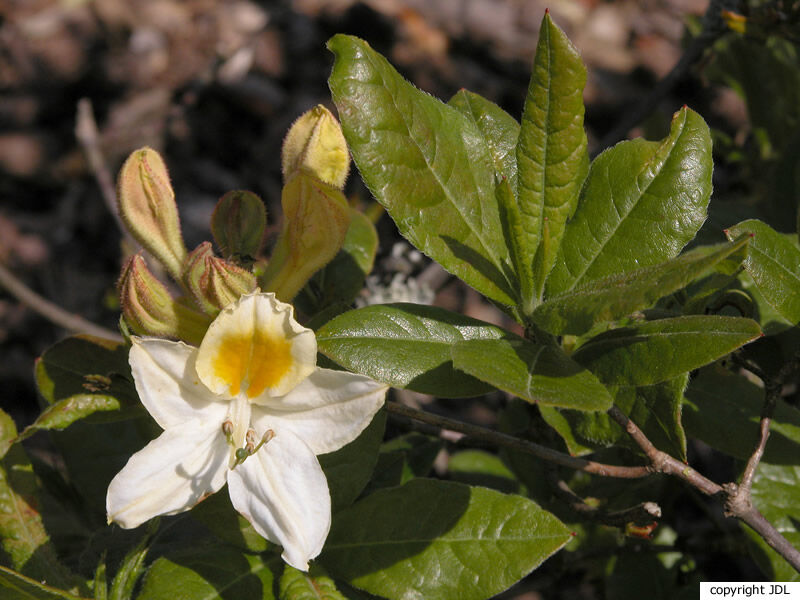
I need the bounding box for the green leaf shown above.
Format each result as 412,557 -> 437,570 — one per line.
321,479 -> 571,600
606,552 -> 686,600
743,464 -> 800,581
279,565 -> 345,600
0,566 -> 88,600
327,34 -> 515,305
448,450 -> 523,495
34,336 -> 156,519
365,433 -> 443,493
34,335 -> 138,420
190,491 -> 270,553
683,366 -> 800,464
538,405 -> 593,456
549,374 -> 689,461
451,337 -> 613,410
0,411 -> 80,591
316,303 -> 507,397
495,173 -> 535,309
319,409 -> 386,511
12,397 -> 121,451
109,524 -> 152,600
533,237 -> 750,335
447,89 -> 519,189
445,89 -> 531,308
573,315 -> 761,386
136,547 -> 278,600
517,13 -> 588,303
298,208 -> 379,314
726,219 -> 800,326
546,107 -> 713,296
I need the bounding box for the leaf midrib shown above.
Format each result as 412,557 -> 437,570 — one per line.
563,116 -> 686,292
358,45 -> 510,294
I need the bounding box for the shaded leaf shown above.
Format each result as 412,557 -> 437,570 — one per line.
538,405 -> 593,456
683,366 -> 800,464
573,316 -> 761,386
0,565 -> 88,600
533,237 -> 750,335
191,492 -> 270,554
726,219 -> 800,326
0,409 -> 81,592
328,34 -> 515,305
321,479 -> 571,600
365,433 -> 443,493
451,337 -> 613,410
606,552 -> 691,600
517,13 -> 588,301
546,107 -> 713,296
447,89 -> 519,189
136,546 -> 279,600
108,524 -> 153,600
34,335 -> 139,421
495,173 -> 535,309
279,565 -> 345,600
548,374 -> 689,461
316,303 -> 506,397
448,450 -> 523,495
743,464 -> 800,581
319,409 -> 386,511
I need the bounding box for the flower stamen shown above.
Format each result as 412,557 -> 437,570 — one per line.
231,428 -> 276,468
222,419 -> 234,445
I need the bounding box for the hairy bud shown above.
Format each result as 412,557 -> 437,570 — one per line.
282,105 -> 349,189
183,242 -> 257,314
117,148 -> 187,280
118,254 -> 210,345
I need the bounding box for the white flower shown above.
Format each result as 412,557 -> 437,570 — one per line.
106,292 -> 387,571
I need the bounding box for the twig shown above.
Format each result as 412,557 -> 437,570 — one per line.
546,466 -> 661,529
0,262 -> 121,341
608,405 -> 800,572
597,0 -> 739,152
607,405 -> 723,495
385,400 -> 650,479
75,98 -> 136,247
738,382 -> 779,493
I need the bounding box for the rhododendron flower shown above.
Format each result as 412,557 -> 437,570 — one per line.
107,292 -> 387,570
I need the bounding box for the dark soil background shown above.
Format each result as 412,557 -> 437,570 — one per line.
0,0 -> 770,595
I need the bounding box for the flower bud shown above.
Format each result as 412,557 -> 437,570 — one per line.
118,254 -> 211,345
281,105 -> 349,189
259,173 -> 351,302
117,147 -> 187,280
211,190 -> 267,264
183,242 -> 257,315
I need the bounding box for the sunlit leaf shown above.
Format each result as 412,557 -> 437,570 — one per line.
517,12 -> 588,301
317,303 -> 506,397
546,107 -> 713,296
573,316 -> 761,386
321,479 -> 570,600
533,237 -> 750,335
451,337 -> 613,410
727,219 -> 800,326
328,34 -> 516,305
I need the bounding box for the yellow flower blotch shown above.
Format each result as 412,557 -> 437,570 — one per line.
212,330 -> 293,399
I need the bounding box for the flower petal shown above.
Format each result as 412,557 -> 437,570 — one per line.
251,368 -> 387,455
130,338 -> 228,430
107,419 -> 228,528
227,428 -> 330,571
196,292 -> 316,400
